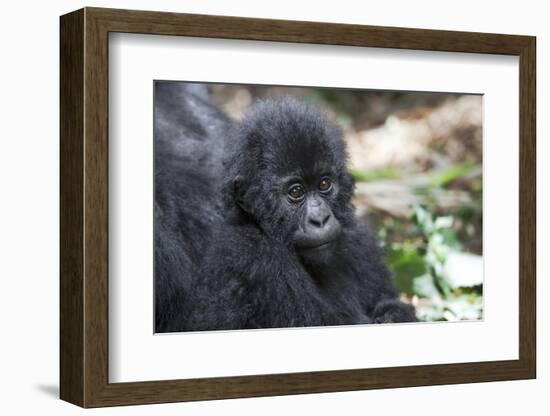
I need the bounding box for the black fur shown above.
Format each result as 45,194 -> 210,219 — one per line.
154,81 -> 416,332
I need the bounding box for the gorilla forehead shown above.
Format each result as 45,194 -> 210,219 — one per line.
238,97 -> 347,177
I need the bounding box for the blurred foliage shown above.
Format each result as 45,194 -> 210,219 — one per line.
303,88 -> 447,130
349,167 -> 401,182
429,162 -> 475,188
382,206 -> 483,321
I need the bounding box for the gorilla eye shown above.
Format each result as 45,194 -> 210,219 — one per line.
319,178 -> 332,193
288,184 -> 306,201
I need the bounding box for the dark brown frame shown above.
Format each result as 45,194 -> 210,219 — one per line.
60,7 -> 536,408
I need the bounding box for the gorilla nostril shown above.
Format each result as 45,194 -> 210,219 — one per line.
309,213 -> 331,228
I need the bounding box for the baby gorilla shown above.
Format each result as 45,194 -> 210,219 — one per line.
154,83 -> 416,332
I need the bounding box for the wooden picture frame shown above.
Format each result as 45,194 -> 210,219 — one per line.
60,7 -> 536,408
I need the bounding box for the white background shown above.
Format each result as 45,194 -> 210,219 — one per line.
0,0 -> 546,415
110,34 -> 519,382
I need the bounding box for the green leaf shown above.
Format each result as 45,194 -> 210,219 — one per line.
434,216 -> 453,230
444,294 -> 483,320
387,245 -> 426,296
413,274 -> 441,299
429,162 -> 475,188
412,205 -> 434,235
442,251 -> 484,289
439,228 -> 462,251
416,304 -> 447,321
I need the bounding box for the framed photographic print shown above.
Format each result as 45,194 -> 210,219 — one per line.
60,7 -> 536,408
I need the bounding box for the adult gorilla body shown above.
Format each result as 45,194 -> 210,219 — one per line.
155,82 -> 416,332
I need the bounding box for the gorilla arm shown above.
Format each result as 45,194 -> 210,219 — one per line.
339,224 -> 417,323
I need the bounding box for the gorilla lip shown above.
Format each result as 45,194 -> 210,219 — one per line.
300,240 -> 334,251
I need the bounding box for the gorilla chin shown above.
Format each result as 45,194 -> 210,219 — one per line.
297,240 -> 339,265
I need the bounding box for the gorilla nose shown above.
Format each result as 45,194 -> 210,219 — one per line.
293,199 -> 342,250
308,212 -> 331,228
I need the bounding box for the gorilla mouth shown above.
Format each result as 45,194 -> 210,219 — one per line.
299,239 -> 335,251
308,241 -> 333,249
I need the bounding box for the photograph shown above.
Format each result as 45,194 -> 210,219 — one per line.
154,81 -> 484,333
55,6 -> 537,408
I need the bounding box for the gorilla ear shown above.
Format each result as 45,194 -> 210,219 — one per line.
344,171 -> 356,188
339,171 -> 356,201
339,170 -> 354,190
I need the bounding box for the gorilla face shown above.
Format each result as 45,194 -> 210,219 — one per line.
283,174 -> 343,265
225,97 -> 356,264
